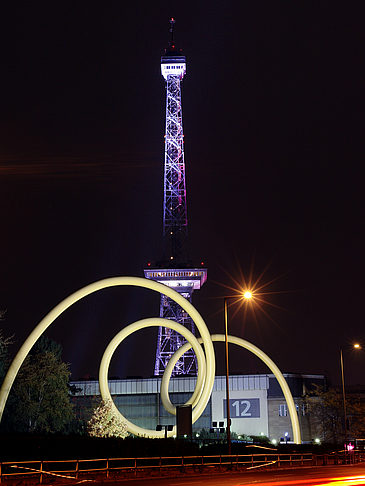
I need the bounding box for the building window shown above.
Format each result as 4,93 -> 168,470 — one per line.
279,404 -> 288,416
279,403 -> 306,417
294,403 -> 308,416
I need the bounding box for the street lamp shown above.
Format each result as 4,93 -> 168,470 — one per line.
340,343 -> 361,445
224,290 -> 253,455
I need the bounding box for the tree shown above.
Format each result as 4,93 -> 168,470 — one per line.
87,399 -> 128,438
0,328 -> 12,382
0,310 -> 12,382
306,386 -> 343,444
2,336 -> 75,434
306,385 -> 365,444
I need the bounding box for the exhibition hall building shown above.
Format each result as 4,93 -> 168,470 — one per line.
71,373 -> 325,443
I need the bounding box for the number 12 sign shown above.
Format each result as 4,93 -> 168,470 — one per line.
223,398 -> 260,418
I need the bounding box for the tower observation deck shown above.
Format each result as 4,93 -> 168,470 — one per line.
144,19 -> 207,376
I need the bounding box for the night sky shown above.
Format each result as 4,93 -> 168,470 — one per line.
1,3 -> 364,386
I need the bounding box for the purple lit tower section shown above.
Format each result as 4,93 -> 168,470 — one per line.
144,19 -> 207,376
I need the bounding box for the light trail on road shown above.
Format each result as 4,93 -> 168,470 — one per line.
240,474 -> 365,485
64,466 -> 365,486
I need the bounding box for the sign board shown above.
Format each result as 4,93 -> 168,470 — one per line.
223,398 -> 260,418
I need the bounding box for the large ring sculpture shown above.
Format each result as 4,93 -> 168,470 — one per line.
0,276 -> 301,443
0,276 -> 216,438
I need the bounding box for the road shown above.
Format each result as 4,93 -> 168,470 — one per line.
72,465 -> 365,485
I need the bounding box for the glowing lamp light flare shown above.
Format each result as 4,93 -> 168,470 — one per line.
243,290 -> 253,300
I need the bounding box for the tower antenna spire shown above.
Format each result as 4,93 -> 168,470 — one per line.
169,17 -> 175,46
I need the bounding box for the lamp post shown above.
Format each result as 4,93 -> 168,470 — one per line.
339,348 -> 347,445
224,297 -> 231,455
340,343 -> 361,445
224,291 -> 252,455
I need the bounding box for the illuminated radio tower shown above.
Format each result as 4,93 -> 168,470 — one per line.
144,19 -> 207,376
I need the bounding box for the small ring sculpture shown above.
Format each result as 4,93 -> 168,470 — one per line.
99,318 -> 207,438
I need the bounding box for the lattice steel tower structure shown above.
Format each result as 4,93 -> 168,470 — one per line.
144,19 -> 207,376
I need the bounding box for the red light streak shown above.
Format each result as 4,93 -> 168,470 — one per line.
245,475 -> 365,486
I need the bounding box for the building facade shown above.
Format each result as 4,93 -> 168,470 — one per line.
71,373 -> 325,443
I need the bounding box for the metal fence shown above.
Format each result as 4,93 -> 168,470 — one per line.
0,452 -> 363,483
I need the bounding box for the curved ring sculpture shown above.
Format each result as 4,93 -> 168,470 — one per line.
0,276 -> 216,432
160,333 -> 301,444
0,275 -> 301,444
99,318 -> 208,438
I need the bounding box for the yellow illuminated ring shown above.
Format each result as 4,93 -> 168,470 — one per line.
99,318 -> 207,438
0,276 -> 300,444
0,277 -> 216,431
161,333 -> 301,444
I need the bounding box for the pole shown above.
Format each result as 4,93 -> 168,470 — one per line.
340,349 -> 347,445
224,298 -> 231,455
